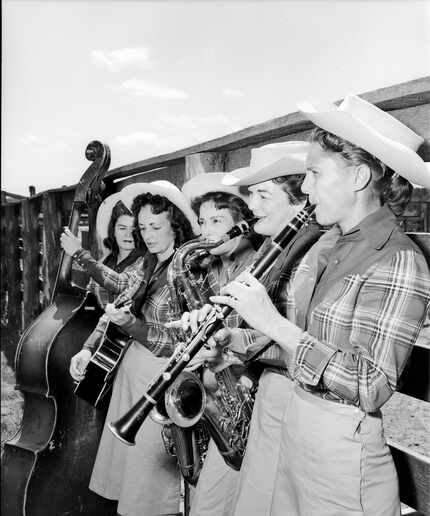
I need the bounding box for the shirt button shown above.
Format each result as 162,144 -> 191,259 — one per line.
333,259 -> 339,265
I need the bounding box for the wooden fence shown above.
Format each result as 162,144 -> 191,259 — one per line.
1,75 -> 430,514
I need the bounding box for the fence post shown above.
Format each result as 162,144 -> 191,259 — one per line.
21,198 -> 41,329
184,152 -> 227,182
1,202 -> 22,364
41,192 -> 63,306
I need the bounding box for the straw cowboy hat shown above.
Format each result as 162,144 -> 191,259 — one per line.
96,192 -> 133,242
182,172 -> 249,202
120,180 -> 200,235
298,94 -> 430,188
222,141 -> 309,187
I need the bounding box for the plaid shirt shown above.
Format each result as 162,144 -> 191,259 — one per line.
168,239 -> 257,331
122,280 -> 175,357
84,249 -> 144,307
75,249 -> 175,357
74,249 -> 145,295
287,206 -> 430,412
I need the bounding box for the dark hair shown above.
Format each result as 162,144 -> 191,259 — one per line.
103,200 -> 135,256
272,175 -> 307,205
191,191 -> 255,224
310,128 -> 413,216
131,192 -> 195,250
191,191 -> 263,249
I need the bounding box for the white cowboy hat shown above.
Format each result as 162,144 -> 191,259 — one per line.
298,95 -> 430,188
222,141 -> 309,186
120,180 -> 200,235
96,192 -> 133,242
182,172 -> 249,203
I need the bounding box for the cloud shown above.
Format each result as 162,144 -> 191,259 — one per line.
222,88 -> 244,98
20,134 -> 41,145
159,114 -> 198,130
119,79 -> 188,99
160,113 -> 233,130
19,135 -> 71,152
90,47 -> 151,72
113,132 -> 165,147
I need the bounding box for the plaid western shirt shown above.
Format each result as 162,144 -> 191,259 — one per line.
84,249 -> 144,307
287,206 -> 430,412
75,249 -> 175,357
74,248 -> 145,295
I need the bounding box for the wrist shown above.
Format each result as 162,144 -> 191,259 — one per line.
72,247 -> 86,263
121,313 -> 137,329
269,313 -> 302,352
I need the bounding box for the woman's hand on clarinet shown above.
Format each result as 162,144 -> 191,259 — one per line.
69,349 -> 92,381
105,303 -> 134,326
210,271 -> 281,337
60,228 -> 82,256
165,304 -> 214,333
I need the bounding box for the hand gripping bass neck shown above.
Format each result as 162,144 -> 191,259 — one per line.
108,201 -> 316,445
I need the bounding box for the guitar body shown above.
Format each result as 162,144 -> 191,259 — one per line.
74,323 -> 131,407
1,141 -> 117,516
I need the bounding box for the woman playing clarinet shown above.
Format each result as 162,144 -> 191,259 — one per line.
211,97 -> 430,515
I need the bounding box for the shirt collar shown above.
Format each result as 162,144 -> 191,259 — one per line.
341,205 -> 397,250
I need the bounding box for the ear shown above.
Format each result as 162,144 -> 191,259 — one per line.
353,164 -> 372,192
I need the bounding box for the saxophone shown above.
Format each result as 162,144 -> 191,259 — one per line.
158,219 -> 256,482
163,219 -> 258,470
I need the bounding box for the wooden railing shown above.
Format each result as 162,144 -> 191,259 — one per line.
1,75 -> 429,515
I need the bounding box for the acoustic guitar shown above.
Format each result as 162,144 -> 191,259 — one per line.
74,315 -> 132,407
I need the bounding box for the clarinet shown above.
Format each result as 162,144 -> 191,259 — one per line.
108,201 -> 315,445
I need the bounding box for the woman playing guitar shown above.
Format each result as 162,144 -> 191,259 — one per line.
64,181 -> 199,516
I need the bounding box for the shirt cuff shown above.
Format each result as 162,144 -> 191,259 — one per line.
72,248 -> 87,264
227,328 -> 272,360
294,331 -> 337,386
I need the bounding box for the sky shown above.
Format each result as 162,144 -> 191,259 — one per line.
2,0 -> 430,195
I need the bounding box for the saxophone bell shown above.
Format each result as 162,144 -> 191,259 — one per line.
164,371 -> 207,428
150,397 -> 171,425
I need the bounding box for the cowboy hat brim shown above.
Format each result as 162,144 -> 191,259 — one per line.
298,101 -> 430,188
223,153 -> 307,187
96,192 -> 132,242
120,180 -> 200,235
182,172 -> 249,202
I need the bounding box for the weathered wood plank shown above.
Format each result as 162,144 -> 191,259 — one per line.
389,442 -> 430,515
112,162 -> 185,191
21,198 -> 41,329
41,192 -> 63,306
1,203 -> 22,360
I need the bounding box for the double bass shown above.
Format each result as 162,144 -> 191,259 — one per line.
1,141 -> 117,516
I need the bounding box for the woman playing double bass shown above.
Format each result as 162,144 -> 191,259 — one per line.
61,192 -> 144,377
64,181 -> 199,516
